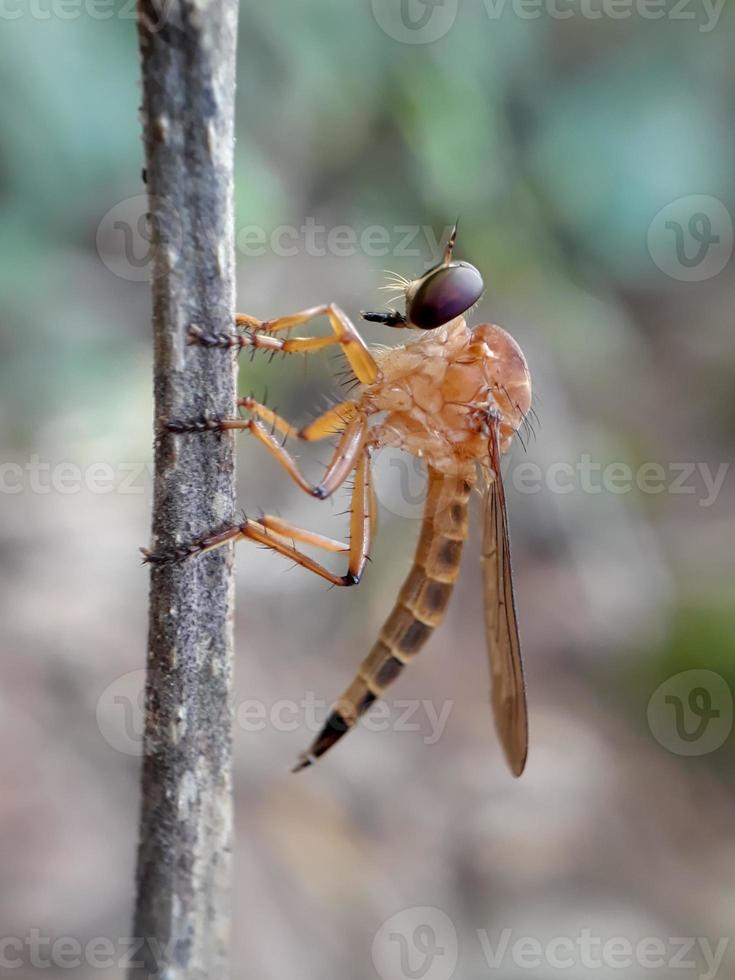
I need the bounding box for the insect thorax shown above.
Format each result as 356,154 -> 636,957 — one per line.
360,318 -> 532,472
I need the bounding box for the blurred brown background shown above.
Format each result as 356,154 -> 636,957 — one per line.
1,2 -> 734,978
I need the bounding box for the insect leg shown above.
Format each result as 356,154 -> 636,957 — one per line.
168,411 -> 368,500
236,397 -> 298,439
167,397 -> 359,442
142,449 -> 374,588
190,304 -> 379,384
237,396 -> 360,441
299,401 -> 360,440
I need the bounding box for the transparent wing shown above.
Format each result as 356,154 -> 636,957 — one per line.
482,419 -> 528,776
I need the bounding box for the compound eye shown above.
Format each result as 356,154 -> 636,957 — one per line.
408,262 -> 484,330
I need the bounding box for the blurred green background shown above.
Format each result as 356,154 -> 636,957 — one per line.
1,1 -> 735,977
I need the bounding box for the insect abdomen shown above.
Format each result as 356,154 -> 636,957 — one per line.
293,469 -> 472,770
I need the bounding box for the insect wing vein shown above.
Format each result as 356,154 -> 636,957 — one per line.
482,421 -> 528,776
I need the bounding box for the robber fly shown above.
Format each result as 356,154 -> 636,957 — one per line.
145,224 -> 533,776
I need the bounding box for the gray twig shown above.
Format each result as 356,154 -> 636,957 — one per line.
130,1 -> 239,977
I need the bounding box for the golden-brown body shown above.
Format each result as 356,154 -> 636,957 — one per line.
296,316 -> 532,771
362,317 -> 532,470
150,235 -> 534,775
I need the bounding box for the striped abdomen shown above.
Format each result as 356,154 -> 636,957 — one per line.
293,468 -> 472,771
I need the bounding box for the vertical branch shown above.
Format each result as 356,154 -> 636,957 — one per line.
131,1 -> 239,977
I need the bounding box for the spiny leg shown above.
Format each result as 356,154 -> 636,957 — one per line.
168,397 -> 358,442
189,303 -> 380,385
299,401 -> 361,440
263,450 -> 374,585
235,396 -> 360,441
142,449 -> 374,588
168,405 -> 368,501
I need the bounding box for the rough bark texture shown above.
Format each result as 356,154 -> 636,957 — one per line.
131,1 -> 238,977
